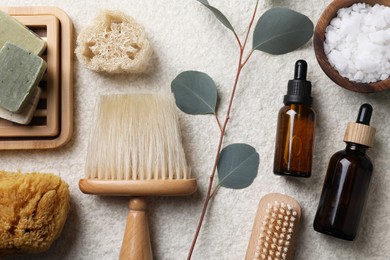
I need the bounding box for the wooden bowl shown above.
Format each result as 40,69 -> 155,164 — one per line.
314,0 -> 390,93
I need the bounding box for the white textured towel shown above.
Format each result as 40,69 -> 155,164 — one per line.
1,0 -> 390,259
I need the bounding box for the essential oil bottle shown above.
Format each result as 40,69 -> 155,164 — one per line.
313,104 -> 376,241
273,60 -> 315,178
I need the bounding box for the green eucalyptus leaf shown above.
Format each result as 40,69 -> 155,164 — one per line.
171,71 -> 217,115
253,7 -> 314,55
217,143 -> 260,189
197,0 -> 235,32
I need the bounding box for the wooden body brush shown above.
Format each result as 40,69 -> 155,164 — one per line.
246,193 -> 301,260
79,93 -> 197,260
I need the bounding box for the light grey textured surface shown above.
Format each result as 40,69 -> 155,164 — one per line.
1,0 -> 390,259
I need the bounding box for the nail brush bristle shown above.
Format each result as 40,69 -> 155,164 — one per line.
246,193 -> 301,260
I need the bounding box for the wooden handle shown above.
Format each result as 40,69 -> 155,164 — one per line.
79,178 -> 197,196
119,198 -> 153,260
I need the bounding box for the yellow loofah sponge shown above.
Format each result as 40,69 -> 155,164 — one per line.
0,171 -> 70,257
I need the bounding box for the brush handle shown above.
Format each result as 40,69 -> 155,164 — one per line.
119,198 -> 153,260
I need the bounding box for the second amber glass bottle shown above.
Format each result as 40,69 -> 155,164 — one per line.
273,60 -> 315,178
313,104 -> 376,241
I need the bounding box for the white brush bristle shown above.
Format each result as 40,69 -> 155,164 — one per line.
253,201 -> 298,260
85,93 -> 190,180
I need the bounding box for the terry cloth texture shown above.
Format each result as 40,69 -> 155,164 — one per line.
1,0 -> 390,259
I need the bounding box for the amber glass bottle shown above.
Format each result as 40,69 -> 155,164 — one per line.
273,60 -> 315,178
313,104 -> 376,241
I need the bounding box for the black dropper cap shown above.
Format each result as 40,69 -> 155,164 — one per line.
356,103 -> 372,125
283,60 -> 313,105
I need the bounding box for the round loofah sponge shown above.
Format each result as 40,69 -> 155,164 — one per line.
76,10 -> 152,74
0,171 -> 70,257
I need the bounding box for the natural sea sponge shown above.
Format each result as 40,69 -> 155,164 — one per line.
76,10 -> 152,74
0,171 -> 70,257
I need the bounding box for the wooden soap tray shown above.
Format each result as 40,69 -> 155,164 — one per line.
0,7 -> 73,150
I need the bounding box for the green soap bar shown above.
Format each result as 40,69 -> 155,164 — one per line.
0,11 -> 46,55
0,87 -> 42,125
0,43 -> 47,113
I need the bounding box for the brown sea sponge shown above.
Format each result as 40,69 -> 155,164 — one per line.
0,171 -> 70,257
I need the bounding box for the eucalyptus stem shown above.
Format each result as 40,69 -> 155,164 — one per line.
187,2 -> 259,259
214,114 -> 223,132
209,184 -> 220,199
242,0 -> 259,50
242,50 -> 254,68
234,32 -> 243,49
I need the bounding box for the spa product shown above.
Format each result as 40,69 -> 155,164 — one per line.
313,104 -> 376,241
0,171 -> 70,257
79,93 -> 197,260
246,193 -> 301,260
0,7 -> 74,150
0,87 -> 41,125
76,10 -> 152,74
324,3 -> 390,83
0,10 -> 46,55
0,43 -> 46,113
273,60 -> 315,178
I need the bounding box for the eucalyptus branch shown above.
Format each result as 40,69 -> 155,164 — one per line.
187,3 -> 259,259
172,1 -> 314,259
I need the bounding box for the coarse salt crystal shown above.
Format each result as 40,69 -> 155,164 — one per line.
324,3 -> 390,83
330,17 -> 342,28
381,74 -> 388,81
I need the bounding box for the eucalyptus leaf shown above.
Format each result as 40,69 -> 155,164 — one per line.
171,71 -> 217,115
217,143 -> 259,189
253,7 -> 314,55
197,0 -> 235,32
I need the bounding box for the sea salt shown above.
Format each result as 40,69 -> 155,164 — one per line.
324,3 -> 390,83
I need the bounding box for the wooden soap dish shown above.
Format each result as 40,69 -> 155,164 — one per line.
0,7 -> 73,150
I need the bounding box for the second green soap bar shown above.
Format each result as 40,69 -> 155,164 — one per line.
0,11 -> 46,55
0,43 -> 47,113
